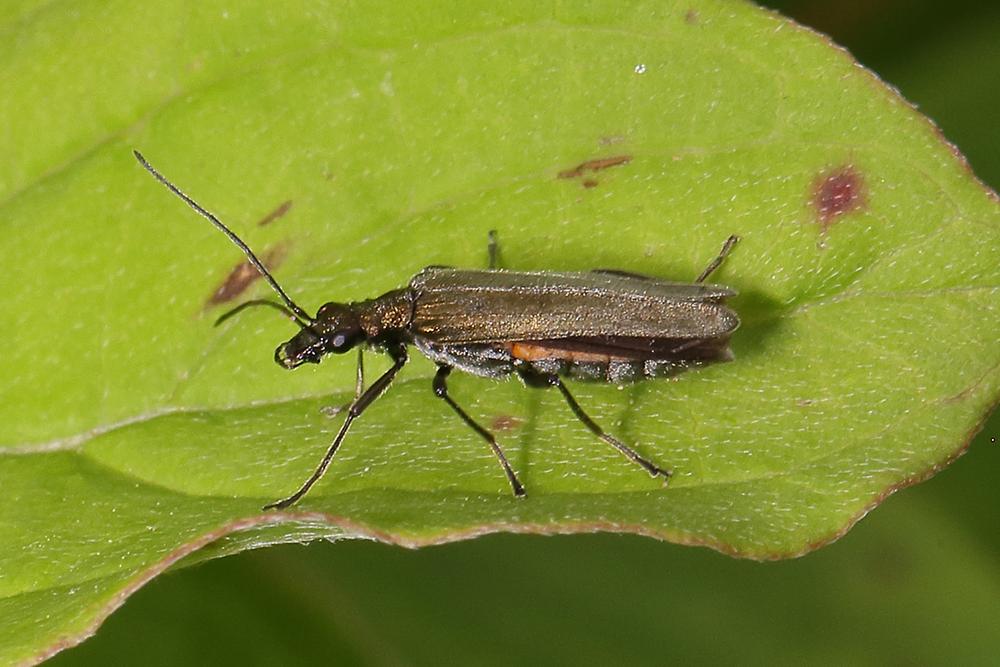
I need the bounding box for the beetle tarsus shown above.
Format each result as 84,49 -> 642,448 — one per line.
262,495 -> 298,511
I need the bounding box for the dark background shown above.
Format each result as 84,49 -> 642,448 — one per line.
52,1 -> 999,664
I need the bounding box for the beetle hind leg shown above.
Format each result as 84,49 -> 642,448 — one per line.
546,374 -> 672,482
695,234 -> 740,283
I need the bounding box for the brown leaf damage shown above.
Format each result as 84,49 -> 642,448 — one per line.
558,155 -> 633,183
490,414 -> 523,432
206,245 -> 286,305
257,200 -> 293,226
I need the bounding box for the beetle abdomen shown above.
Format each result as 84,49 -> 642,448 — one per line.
506,338 -> 732,384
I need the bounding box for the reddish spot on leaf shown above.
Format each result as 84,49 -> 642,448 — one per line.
812,165 -> 866,230
558,154 -> 632,180
207,245 -> 286,305
257,200 -> 293,226
491,415 -> 523,432
582,178 -> 598,189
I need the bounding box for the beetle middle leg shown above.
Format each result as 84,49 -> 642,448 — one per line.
433,364 -> 525,497
534,372 -> 671,482
321,348 -> 365,418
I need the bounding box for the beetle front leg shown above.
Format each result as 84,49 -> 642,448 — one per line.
267,347 -> 407,510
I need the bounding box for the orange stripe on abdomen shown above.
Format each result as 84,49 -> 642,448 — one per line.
508,342 -> 621,364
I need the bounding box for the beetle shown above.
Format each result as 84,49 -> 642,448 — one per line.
134,151 -> 740,509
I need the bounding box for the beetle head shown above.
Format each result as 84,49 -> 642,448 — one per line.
274,302 -> 365,369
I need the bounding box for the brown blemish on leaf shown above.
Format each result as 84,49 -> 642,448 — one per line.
811,165 -> 866,231
582,178 -> 598,189
685,9 -> 700,24
558,155 -> 632,180
785,11 -> 999,206
206,245 -> 286,306
491,414 -> 523,432
257,200 -> 292,226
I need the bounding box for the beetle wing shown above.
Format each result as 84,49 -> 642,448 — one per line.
410,268 -> 739,345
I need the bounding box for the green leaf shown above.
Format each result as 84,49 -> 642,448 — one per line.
44,434 -> 1000,666
1,1 -> 997,663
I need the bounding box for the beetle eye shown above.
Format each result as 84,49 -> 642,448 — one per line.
332,334 -> 346,348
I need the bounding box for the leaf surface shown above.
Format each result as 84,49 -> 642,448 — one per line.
1,1 -> 998,663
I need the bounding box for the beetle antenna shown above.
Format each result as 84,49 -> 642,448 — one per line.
133,150 -> 314,326
214,298 -> 310,328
